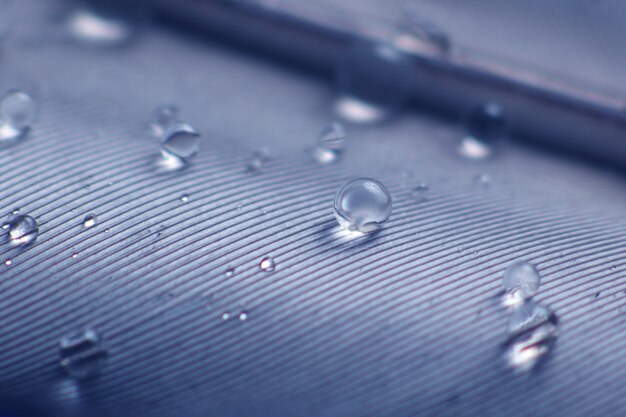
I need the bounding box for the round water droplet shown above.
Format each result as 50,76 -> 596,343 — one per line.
221,312 -> 230,320
71,253 -> 78,259
238,311 -> 248,321
0,90 -> 36,142
225,266 -> 235,277
501,261 -> 541,308
334,41 -> 413,124
4,259 -> 12,266
180,194 -> 189,203
259,256 -> 275,272
459,102 -> 506,160
314,122 -> 346,164
82,214 -> 97,229
161,122 -> 200,159
334,177 -> 392,234
4,214 -> 39,246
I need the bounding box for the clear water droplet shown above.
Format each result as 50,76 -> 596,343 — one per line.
156,149 -> 187,172
225,266 -> 235,277
59,329 -> 108,379
507,300 -> 555,335
501,261 -> 541,308
180,194 -> 189,203
259,256 -> 275,272
161,122 -> 200,159
314,122 -> 346,164
334,177 -> 392,234
246,148 -> 271,172
71,253 -> 78,259
82,214 -> 97,229
150,104 -> 179,139
410,182 -> 429,202
221,312 -> 230,320
3,214 -> 39,246
4,259 -> 12,266
334,41 -> 413,124
238,311 -> 249,321
0,90 -> 36,142
459,102 -> 506,160
393,12 -> 450,56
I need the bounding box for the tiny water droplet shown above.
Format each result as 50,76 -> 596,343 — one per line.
82,214 -> 97,229
236,202 -> 243,211
314,122 -> 346,164
0,90 -> 36,142
4,259 -> 12,266
104,228 -> 110,233
161,122 -> 200,159
459,102 -> 506,160
59,329 -> 108,379
151,104 -> 179,138
225,266 -> 235,277
410,182 -> 429,202
259,256 -> 275,272
501,261 -> 541,308
71,253 -> 78,259
238,311 -> 249,321
3,214 -> 39,246
334,177 -> 392,234
393,12 -> 450,56
474,173 -> 491,186
180,194 -> 189,203
221,312 -> 230,320
246,148 -> 271,172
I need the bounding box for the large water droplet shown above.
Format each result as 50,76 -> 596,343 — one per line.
161,122 -> 200,159
59,329 -> 108,379
150,104 -> 179,139
334,177 -> 392,234
0,90 -> 36,142
313,122 -> 346,164
501,261 -> 541,308
3,214 -> 39,246
334,41 -> 414,124
82,214 -> 97,229
458,102 -> 506,160
259,256 -> 275,272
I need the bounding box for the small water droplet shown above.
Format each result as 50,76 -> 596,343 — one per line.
4,259 -> 12,266
221,312 -> 230,320
180,194 -> 189,203
393,12 -> 450,56
71,253 -> 78,259
82,214 -> 97,229
474,173 -> 491,186
3,214 -> 39,246
259,256 -> 275,272
334,41 -> 413,124
104,228 -> 110,233
236,202 -> 243,211
314,122 -> 346,164
501,261 -> 541,308
246,148 -> 271,172
59,329 -> 108,379
151,104 -> 179,138
459,102 -> 506,160
161,122 -> 200,159
238,311 -> 249,321
225,266 -> 235,277
507,300 -> 555,335
0,90 -> 36,142
410,182 -> 429,202
334,177 -> 392,234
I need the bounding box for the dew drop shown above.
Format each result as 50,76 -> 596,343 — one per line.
225,266 -> 235,277
313,122 -> 346,164
458,102 -> 506,160
221,312 -> 230,320
180,194 -> 189,203
161,122 -> 200,159
3,214 -> 39,246
150,104 -> 179,139
4,259 -> 11,266
334,177 -> 392,234
59,329 -> 108,379
259,256 -> 275,272
71,253 -> 78,259
82,214 -> 97,229
238,311 -> 249,321
501,261 -> 541,308
0,90 -> 36,142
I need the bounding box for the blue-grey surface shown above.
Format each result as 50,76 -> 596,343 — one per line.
1,1 -> 626,416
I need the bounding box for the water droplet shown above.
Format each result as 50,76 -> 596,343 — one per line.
334,177 -> 392,234
393,12 -> 450,56
507,300 -> 555,335
474,173 -> 491,187
104,228 -> 110,233
3,215 -> 39,246
501,261 -> 541,308
225,266 -> 235,277
238,311 -> 249,321
150,104 -> 179,138
459,102 -> 506,160
313,122 -> 346,164
246,148 -> 271,172
71,253 -> 78,259
82,214 -> 97,229
161,122 -> 200,159
155,149 -> 187,172
180,194 -> 189,203
0,90 -> 36,142
59,329 -> 108,379
221,312 -> 230,320
334,41 -> 413,124
410,182 -> 429,202
259,256 -> 275,272
4,259 -> 12,266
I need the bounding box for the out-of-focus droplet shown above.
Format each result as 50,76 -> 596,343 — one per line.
410,182 -> 429,202
314,122 -> 346,164
221,312 -> 230,320
334,177 -> 392,234
67,0 -> 148,46
246,148 -> 271,172
238,311 -> 249,321
225,266 -> 235,277
474,173 -> 491,187
458,102 -> 506,160
59,329 -> 108,379
161,122 -> 200,159
501,260 -> 541,308
259,256 -> 275,272
0,90 -> 36,142
82,214 -> 97,229
150,104 -> 179,139
392,12 -> 450,56
334,41 -> 413,124
180,194 -> 189,203
4,214 -> 39,246
71,253 -> 78,259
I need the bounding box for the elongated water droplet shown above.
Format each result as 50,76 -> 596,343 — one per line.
314,122 -> 346,164
259,256 -> 275,272
59,329 -> 108,379
82,214 -> 97,229
4,214 -> 39,246
334,177 -> 392,234
501,261 -> 541,308
150,104 -> 179,139
0,90 -> 36,142
459,102 -> 506,160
